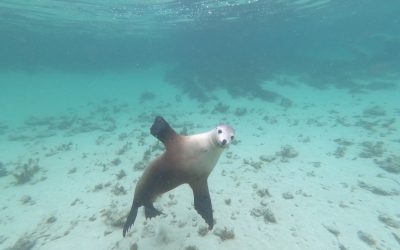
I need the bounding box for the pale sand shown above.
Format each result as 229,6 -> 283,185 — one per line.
0,72 -> 399,250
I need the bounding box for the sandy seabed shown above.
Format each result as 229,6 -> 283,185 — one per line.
0,71 -> 399,250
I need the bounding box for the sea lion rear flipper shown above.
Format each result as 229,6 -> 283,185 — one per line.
123,202 -> 139,237
144,203 -> 163,219
150,116 -> 177,146
190,179 -> 214,230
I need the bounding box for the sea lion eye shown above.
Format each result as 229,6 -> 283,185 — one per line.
218,129 -> 222,134
231,136 -> 234,140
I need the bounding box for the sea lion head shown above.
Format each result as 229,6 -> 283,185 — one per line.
212,124 -> 235,148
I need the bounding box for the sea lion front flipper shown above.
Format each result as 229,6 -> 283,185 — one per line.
190,179 -> 214,230
150,116 -> 177,146
144,203 -> 163,219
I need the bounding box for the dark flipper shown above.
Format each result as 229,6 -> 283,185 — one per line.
123,202 -> 139,237
190,179 -> 214,230
150,116 -> 177,146
144,204 -> 163,219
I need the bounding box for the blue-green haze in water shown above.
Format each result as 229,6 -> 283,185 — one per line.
0,1 -> 400,250
2,1 -> 399,83
1,0 -> 399,117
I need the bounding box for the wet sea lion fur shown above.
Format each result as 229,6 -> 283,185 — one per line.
123,116 -> 235,237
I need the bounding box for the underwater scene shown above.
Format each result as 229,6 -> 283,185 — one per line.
1,0 -> 399,249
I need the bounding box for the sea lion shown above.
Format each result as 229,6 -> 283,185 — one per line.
123,116 -> 235,237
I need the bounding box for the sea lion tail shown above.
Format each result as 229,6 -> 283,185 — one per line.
150,116 -> 177,145
123,202 -> 139,237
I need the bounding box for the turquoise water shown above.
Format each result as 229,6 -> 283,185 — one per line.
1,1 -> 399,250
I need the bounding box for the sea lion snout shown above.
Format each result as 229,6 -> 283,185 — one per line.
215,124 -> 235,148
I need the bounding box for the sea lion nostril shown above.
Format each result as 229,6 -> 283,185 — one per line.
222,139 -> 227,145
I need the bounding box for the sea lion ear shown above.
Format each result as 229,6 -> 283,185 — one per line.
150,116 -> 177,146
